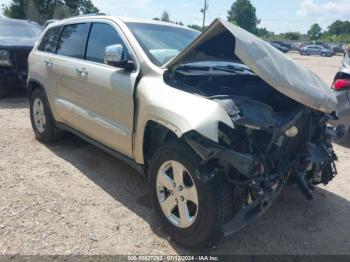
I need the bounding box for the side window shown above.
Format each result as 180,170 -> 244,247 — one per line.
56,23 -> 90,59
38,26 -> 62,53
86,23 -> 128,64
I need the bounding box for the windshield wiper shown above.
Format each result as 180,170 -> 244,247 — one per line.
177,64 -> 254,74
212,65 -> 253,73
176,65 -> 210,71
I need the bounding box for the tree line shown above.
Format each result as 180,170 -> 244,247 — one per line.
153,0 -> 350,43
1,0 -> 350,43
1,0 -> 99,22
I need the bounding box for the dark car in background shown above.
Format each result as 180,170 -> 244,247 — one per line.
331,49 -> 350,134
270,42 -> 289,53
0,18 -> 42,98
271,40 -> 291,50
331,44 -> 345,55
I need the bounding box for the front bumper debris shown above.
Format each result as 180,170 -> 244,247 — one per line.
184,121 -> 342,236
184,131 -> 256,178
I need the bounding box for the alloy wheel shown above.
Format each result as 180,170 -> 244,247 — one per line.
156,160 -> 199,228
33,98 -> 46,133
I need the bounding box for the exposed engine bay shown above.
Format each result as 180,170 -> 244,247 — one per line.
165,64 -> 345,235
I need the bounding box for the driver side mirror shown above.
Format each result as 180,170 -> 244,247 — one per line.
104,44 -> 134,70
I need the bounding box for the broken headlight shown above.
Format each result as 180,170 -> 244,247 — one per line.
0,50 -> 12,67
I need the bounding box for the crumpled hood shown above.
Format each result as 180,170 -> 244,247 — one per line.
165,19 -> 337,113
0,37 -> 37,49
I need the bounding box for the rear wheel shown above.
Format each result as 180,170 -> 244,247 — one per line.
321,52 -> 326,57
148,141 -> 230,247
29,88 -> 61,142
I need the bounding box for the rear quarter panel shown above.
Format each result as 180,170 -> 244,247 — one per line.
28,49 -> 64,122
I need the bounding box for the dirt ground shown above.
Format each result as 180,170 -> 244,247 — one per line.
0,53 -> 349,255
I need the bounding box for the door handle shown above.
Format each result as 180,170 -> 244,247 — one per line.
44,59 -> 53,67
76,67 -> 88,78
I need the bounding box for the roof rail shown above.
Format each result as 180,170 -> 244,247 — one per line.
73,12 -> 107,18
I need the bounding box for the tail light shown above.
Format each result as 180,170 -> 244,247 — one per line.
332,79 -> 350,91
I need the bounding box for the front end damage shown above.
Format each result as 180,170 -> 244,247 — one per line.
163,18 -> 343,237
184,96 -> 344,236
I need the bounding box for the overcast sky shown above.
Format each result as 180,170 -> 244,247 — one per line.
1,0 -> 350,33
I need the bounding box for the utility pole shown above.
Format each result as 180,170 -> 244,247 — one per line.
201,0 -> 208,30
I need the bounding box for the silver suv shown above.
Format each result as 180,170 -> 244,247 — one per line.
28,15 -> 342,247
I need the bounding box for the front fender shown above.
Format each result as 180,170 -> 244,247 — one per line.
133,76 -> 234,164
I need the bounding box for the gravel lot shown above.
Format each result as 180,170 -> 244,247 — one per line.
0,53 -> 349,255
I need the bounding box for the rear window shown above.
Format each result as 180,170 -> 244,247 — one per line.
56,23 -> 90,59
38,26 -> 62,53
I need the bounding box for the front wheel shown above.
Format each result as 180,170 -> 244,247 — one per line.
148,141 -> 230,247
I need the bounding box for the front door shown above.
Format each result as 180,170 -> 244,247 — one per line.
69,22 -> 137,157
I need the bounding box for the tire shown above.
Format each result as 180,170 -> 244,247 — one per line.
148,140 -> 230,247
321,53 -> 326,57
29,88 -> 61,143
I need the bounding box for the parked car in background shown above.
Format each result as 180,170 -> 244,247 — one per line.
290,42 -> 301,52
28,16 -> 341,247
300,45 -> 333,57
331,44 -> 345,55
0,18 -> 42,98
331,49 -> 350,133
271,40 -> 291,50
270,42 -> 289,53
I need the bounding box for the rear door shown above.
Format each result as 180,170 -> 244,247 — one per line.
54,22 -> 91,125
33,26 -> 63,120
70,21 -> 138,156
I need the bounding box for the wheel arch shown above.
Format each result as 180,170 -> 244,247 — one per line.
27,78 -> 56,122
141,119 -> 179,169
133,103 -> 234,166
27,78 -> 45,97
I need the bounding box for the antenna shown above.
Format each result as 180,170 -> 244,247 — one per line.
200,0 -> 208,29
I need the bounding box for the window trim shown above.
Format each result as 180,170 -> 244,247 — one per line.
35,18 -> 140,72
84,23 -> 94,61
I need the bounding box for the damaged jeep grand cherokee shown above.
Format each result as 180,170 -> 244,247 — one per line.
28,16 -> 343,248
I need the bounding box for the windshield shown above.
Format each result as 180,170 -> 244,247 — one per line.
127,22 -> 200,66
0,22 -> 41,38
